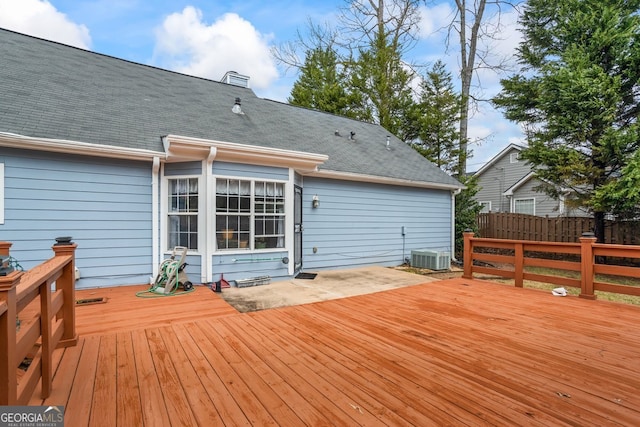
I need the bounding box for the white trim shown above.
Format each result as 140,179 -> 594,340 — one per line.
286,169 -> 295,276
305,169 -> 463,191
204,148 -> 216,283
151,157 -> 160,281
479,201 -> 491,213
0,163 -> 4,224
503,172 -> 536,196
163,134 -> 328,172
0,132 -> 163,161
451,188 -> 461,261
162,175 -> 202,255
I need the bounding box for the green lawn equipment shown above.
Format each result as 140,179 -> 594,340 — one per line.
137,246 -> 194,298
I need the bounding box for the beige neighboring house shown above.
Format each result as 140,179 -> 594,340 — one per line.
473,144 -> 589,217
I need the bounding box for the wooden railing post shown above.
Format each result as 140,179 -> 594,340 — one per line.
514,242 -> 524,288
463,230 -> 474,279
52,240 -> 78,347
579,233 -> 597,300
0,270 -> 23,405
0,242 -> 12,256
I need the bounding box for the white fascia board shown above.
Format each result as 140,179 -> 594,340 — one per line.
305,169 -> 465,191
503,171 -> 536,196
0,132 -> 163,161
164,134 -> 328,172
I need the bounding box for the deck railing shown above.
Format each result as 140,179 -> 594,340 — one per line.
463,231 -> 640,299
0,240 -> 78,405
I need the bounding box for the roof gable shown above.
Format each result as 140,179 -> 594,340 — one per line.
473,143 -> 526,177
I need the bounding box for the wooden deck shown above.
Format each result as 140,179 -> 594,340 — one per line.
30,279 -> 640,426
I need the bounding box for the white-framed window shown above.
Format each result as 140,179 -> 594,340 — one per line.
167,177 -> 199,250
0,163 -> 4,224
479,201 -> 491,213
510,152 -> 520,163
215,178 -> 285,251
514,198 -> 535,215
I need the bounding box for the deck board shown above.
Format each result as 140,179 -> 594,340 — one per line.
35,278 -> 640,425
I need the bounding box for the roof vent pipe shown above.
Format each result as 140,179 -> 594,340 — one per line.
349,131 -> 355,140
386,135 -> 390,150
232,97 -> 243,115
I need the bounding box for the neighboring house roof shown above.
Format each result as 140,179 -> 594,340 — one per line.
503,171 -> 536,196
0,28 -> 461,190
503,172 -> 567,197
473,143 -> 526,177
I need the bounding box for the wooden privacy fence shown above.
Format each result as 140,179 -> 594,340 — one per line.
463,232 -> 640,299
0,240 -> 78,405
477,212 -> 640,244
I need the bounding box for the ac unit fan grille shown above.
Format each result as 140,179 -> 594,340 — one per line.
410,250 -> 450,270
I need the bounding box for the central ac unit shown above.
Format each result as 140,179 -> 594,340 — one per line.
410,250 -> 450,270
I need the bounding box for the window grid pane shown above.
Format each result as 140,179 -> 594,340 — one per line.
168,178 -> 198,250
215,179 -> 285,251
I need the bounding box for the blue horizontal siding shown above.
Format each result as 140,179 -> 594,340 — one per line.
1,148 -> 153,289
302,178 -> 452,271
165,162 -> 202,176
212,161 -> 288,180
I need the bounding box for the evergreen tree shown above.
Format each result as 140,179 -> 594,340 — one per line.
349,31 -> 416,139
413,60 -> 462,174
288,47 -> 362,119
493,0 -> 640,242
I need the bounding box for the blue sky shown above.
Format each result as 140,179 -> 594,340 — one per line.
0,0 -> 525,170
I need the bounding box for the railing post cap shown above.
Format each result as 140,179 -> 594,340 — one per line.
54,236 -> 73,246
0,270 -> 23,290
581,232 -> 595,238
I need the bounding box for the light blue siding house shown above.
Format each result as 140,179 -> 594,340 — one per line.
0,28 -> 462,289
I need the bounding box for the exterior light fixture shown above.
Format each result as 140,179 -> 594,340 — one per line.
312,194 -> 319,208
232,97 -> 243,114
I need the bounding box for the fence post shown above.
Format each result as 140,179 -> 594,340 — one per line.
0,270 -> 23,405
463,230 -> 474,279
52,240 -> 78,348
579,233 -> 597,300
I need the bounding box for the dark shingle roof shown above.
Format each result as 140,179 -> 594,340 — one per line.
0,28 -> 461,188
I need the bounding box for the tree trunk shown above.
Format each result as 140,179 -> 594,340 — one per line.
593,211 -> 605,243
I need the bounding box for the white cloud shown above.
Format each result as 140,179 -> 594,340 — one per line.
153,7 -> 279,90
417,3 -> 454,40
0,0 -> 90,49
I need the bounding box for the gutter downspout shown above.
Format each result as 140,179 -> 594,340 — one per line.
204,147 -> 217,283
152,156 -> 161,281
451,188 -> 462,262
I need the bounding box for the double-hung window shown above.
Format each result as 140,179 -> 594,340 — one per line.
216,178 -> 285,250
514,198 -> 535,215
167,178 -> 199,250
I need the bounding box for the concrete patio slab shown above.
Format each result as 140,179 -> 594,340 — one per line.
220,266 -> 441,312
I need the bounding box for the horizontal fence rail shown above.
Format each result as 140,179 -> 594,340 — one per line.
463,232 -> 640,300
0,240 -> 78,405
477,212 -> 640,245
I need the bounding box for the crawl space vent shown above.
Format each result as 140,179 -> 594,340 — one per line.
410,250 -> 450,270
